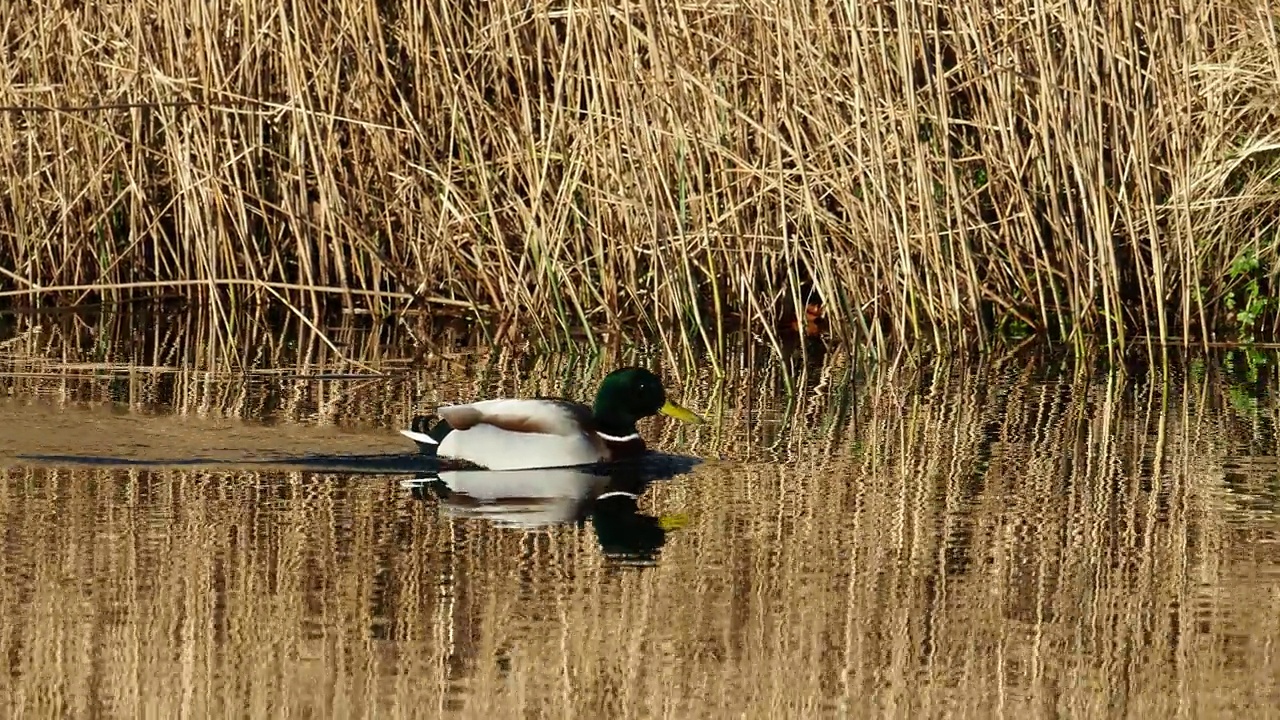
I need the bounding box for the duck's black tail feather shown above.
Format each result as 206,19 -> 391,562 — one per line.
401,414 -> 454,455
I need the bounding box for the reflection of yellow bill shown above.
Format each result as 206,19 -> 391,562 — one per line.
659,400 -> 705,424
658,514 -> 689,531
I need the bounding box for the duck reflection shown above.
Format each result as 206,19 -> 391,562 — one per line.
402,456 -> 697,563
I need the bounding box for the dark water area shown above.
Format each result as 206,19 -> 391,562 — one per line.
0,310 -> 1278,718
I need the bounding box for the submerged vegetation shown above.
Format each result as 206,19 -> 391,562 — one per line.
2,0 -> 1279,353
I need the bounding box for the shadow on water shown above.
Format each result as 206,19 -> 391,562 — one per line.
404,453 -> 702,564
18,437 -> 706,565
16,447 -> 706,565
14,450 -> 438,474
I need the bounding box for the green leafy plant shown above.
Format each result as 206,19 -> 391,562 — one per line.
1225,252 -> 1273,343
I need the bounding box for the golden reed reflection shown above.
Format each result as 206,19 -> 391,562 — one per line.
1,314 -> 1277,717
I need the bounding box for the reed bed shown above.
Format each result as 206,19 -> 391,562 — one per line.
2,0 -> 1279,353
2,339 -> 1279,717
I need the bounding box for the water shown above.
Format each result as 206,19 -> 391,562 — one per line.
1,311 -> 1278,718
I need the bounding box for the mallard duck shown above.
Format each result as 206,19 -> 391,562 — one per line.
399,367 -> 704,470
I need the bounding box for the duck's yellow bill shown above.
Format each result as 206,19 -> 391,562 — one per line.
658,513 -> 689,531
659,400 -> 705,424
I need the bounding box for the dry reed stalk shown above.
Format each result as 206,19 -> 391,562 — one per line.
3,1 -> 1279,353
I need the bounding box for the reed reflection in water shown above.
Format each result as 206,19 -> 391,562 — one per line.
0,314 -> 1278,717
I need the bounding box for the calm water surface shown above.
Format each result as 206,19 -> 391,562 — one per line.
0,312 -> 1278,718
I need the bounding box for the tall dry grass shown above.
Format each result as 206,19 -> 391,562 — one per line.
2,0 -> 1278,352
2,332 -> 1279,717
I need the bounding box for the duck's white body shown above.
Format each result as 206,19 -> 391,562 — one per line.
399,398 -> 615,470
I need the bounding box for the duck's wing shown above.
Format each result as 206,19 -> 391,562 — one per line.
401,398 -> 606,470
438,398 -> 593,435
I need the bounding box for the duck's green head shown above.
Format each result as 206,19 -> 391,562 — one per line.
593,367 -> 704,435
